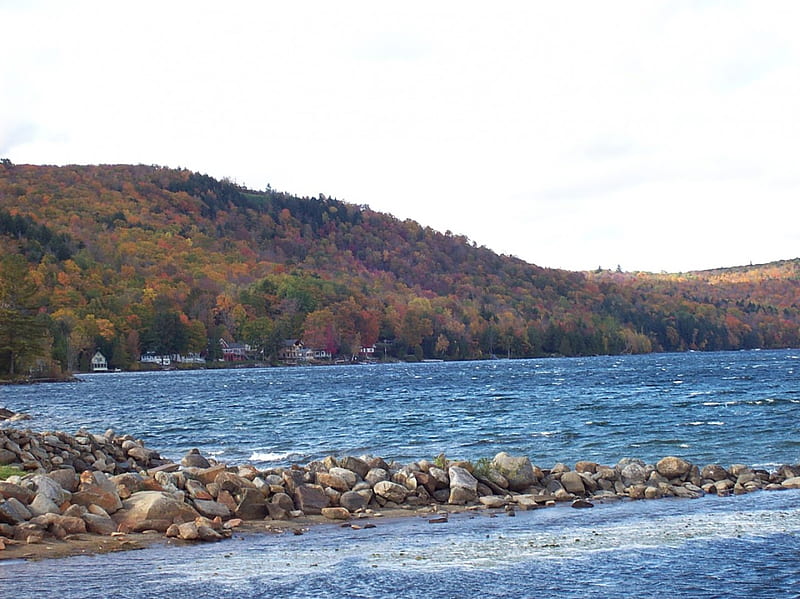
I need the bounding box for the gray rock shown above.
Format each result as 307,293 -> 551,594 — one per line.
620,462 -> 648,486
428,466 -> 450,489
701,464 -> 729,481
28,493 -> 61,516
449,466 -> 478,493
181,448 -> 211,469
293,484 -> 329,515
27,474 -> 70,505
491,453 -> 537,491
373,481 -> 409,503
479,495 -> 508,508
83,513 -> 118,535
0,448 -> 18,465
365,468 -> 388,486
235,488 -> 267,520
0,497 -> 32,524
316,471 -> 351,492
329,466 -> 359,488
339,490 -> 370,512
339,456 -> 370,479
193,499 -> 232,519
560,471 -> 586,495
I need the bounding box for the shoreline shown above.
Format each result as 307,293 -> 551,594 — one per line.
2,425 -> 800,562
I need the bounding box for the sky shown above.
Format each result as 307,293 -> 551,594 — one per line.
2,1 -> 799,273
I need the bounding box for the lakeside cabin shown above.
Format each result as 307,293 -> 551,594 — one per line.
90,351 -> 108,372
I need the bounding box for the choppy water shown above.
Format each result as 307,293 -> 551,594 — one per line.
2,350 -> 800,598
3,350 -> 800,468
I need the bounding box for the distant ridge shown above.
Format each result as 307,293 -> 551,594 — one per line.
1,161 -> 799,374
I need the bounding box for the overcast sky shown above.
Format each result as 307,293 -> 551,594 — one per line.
2,1 -> 799,273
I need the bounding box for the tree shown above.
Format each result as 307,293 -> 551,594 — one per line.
0,255 -> 47,375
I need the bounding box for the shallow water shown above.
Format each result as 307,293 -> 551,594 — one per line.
2,490 -> 799,598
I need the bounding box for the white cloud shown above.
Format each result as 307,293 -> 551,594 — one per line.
2,1 -> 799,272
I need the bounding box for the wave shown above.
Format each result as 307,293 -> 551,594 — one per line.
249,450 -> 304,463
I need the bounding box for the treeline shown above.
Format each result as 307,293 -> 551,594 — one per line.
0,161 -> 799,376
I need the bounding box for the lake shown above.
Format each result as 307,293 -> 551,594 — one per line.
2,350 -> 800,597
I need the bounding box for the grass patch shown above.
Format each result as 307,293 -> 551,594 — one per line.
0,465 -> 24,480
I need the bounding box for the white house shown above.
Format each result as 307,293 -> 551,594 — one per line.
91,351 -> 108,372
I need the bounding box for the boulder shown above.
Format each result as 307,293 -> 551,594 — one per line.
373,481 -> 408,504
448,466 -> 478,504
293,484 -> 329,515
428,467 -> 450,489
83,513 -> 117,535
491,453 -> 537,491
365,468 -> 388,486
181,448 -> 211,469
339,490 -> 370,512
0,497 -> 33,524
329,467 -> 359,488
619,462 -> 648,487
28,493 -> 61,517
234,488 -> 267,520
560,471 -> 587,495
193,499 -> 231,520
113,491 -> 199,530
656,457 -> 692,480
316,472 -> 351,492
339,456 -> 370,479
187,464 -> 228,486
781,476 -> 800,489
575,461 -> 598,474
215,471 -> 256,494
321,507 -> 351,520
701,464 -> 729,482
27,474 -> 71,505
72,485 -> 123,514
0,481 -> 35,504
47,468 -> 79,493
479,495 -> 508,508
0,448 -> 18,465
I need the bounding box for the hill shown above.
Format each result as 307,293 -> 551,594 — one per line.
1,161 -> 798,375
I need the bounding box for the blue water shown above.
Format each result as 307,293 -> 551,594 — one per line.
3,350 -> 800,468
2,350 -> 800,598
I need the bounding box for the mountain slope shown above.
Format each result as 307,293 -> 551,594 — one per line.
1,161 -> 798,374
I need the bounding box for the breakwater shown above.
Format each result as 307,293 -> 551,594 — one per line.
2,425 -> 800,559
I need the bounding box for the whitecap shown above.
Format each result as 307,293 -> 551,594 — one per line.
249,450 -> 301,462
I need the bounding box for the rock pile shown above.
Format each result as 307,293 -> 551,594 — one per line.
2,427 -> 800,556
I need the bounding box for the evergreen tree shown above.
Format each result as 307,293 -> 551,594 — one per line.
0,255 -> 47,375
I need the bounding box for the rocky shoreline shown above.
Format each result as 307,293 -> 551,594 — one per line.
2,425 -> 800,561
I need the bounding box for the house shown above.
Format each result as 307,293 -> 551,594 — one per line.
220,338 -> 251,362
279,339 -> 330,362
91,351 -> 108,372
279,339 -> 309,361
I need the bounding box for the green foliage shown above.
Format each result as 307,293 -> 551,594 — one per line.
472,457 -> 493,478
433,453 -> 448,469
0,255 -> 48,375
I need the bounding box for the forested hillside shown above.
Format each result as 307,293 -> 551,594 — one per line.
1,161 -> 799,376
